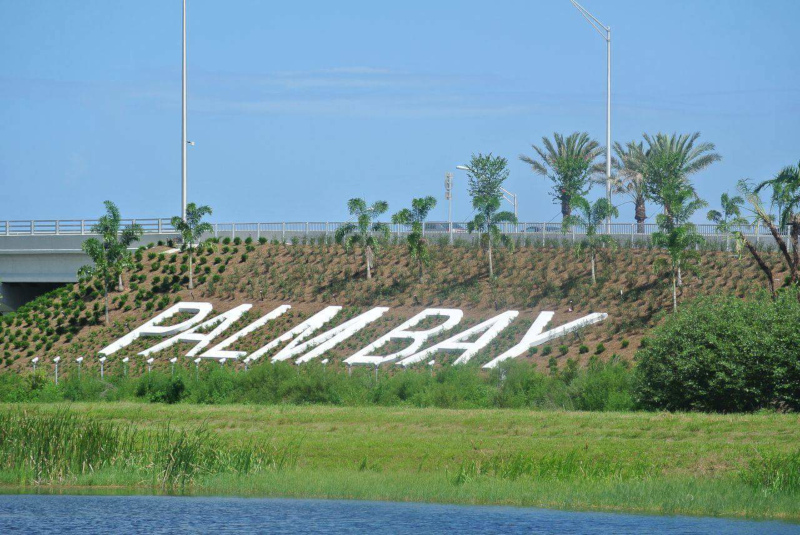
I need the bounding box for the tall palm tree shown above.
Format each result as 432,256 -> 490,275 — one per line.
520,132 -> 604,219
640,132 -> 721,218
610,141 -> 648,233
335,198 -> 390,280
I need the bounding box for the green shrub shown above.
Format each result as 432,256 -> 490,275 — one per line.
635,293 -> 800,412
579,344 -> 589,354
541,345 -> 552,356
594,343 -> 605,354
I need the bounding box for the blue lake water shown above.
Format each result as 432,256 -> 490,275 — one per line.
0,495 -> 797,534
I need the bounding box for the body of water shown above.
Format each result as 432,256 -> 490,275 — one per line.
0,495 -> 797,534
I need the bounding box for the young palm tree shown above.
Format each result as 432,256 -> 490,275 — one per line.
392,196 -> 437,282
640,132 -> 721,218
564,197 -> 619,285
707,192 -> 747,251
171,203 -> 214,290
78,201 -> 143,325
335,198 -> 390,280
610,141 -> 648,233
651,185 -> 706,312
465,153 -> 517,278
519,132 -> 604,219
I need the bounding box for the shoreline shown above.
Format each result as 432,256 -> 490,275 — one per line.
2,402 -> 799,521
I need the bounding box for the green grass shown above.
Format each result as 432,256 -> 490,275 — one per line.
2,403 -> 800,521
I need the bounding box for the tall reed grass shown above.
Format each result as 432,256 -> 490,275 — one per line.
0,408 -> 296,490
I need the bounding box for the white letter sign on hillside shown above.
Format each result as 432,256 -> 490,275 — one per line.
99,302 -> 214,356
481,312 -> 608,369
344,308 -> 464,366
291,307 -> 390,364
198,305 -> 291,360
398,311 -> 519,367
247,306 -> 342,362
102,302 -> 608,368
140,304 -> 253,357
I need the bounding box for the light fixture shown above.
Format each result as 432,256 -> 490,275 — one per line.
194,357 -> 201,380
53,356 -> 61,385
122,357 -> 130,377
76,356 -> 84,379
99,356 -> 107,379
169,357 -> 178,376
146,357 -> 154,374
32,357 -> 39,374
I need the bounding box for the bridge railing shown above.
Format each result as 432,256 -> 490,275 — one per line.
0,218 -> 791,250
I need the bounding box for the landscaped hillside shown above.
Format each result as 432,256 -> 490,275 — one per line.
0,238 -> 788,374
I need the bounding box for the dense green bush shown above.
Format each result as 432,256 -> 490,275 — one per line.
635,293 -> 800,412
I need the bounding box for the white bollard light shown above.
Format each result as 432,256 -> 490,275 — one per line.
76,357 -> 84,379
194,357 -> 201,380
147,357 -> 154,374
122,357 -> 130,377
99,356 -> 107,379
170,357 -> 178,377
53,356 -> 61,385
32,357 -> 39,374
428,359 -> 435,376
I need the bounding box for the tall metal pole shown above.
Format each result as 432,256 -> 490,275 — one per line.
570,0 -> 612,231
606,27 -> 611,233
181,0 -> 188,221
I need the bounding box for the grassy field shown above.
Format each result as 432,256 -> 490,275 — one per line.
2,403 -> 799,521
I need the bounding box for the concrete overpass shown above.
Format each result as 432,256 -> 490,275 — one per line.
0,219 -> 178,312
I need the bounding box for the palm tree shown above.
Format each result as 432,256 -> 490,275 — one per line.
651,185 -> 706,312
335,198 -> 390,280
465,153 -> 517,278
392,196 -> 437,282
755,160 -> 800,267
79,201 -> 143,325
707,192 -> 747,251
564,197 -> 619,285
610,141 -> 648,233
171,203 -> 213,290
640,132 -> 721,218
520,132 -> 604,219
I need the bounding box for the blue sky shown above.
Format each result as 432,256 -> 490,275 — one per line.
1,0 -> 798,224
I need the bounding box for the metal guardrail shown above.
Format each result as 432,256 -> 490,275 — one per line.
0,218 -> 791,247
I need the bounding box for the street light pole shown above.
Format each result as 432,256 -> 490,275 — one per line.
570,0 -> 612,231
181,0 -> 188,221
445,172 -> 454,244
